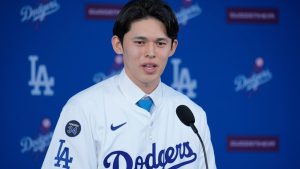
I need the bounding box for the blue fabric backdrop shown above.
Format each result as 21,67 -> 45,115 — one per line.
1,0 -> 300,168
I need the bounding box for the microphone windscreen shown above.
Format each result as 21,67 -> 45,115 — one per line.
176,105 -> 195,126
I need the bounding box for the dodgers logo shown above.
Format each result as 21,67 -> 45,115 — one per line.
54,140 -> 73,169
176,3 -> 202,26
234,57 -> 272,92
171,58 -> 197,99
28,55 -> 55,96
93,54 -> 123,83
234,70 -> 272,92
20,132 -> 53,154
103,142 -> 197,168
20,0 -> 60,23
20,118 -> 53,154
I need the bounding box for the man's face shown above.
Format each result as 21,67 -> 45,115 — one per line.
112,17 -> 178,93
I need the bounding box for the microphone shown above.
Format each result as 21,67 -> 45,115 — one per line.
176,105 -> 209,169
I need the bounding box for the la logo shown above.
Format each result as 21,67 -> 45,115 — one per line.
28,55 -> 54,96
54,140 -> 73,169
171,58 -> 197,98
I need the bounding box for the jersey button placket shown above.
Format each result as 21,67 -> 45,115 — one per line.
148,121 -> 154,141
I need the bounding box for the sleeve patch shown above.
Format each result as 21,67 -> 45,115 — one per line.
65,120 -> 81,137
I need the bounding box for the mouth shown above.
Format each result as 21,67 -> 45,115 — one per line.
142,63 -> 158,74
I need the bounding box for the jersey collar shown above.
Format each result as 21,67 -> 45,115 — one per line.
117,69 -> 162,110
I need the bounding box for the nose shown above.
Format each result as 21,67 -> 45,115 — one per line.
145,42 -> 155,59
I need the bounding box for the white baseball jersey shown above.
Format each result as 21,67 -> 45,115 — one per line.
42,69 -> 216,169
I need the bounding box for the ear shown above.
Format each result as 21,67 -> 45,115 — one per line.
168,39 -> 178,57
111,35 -> 123,54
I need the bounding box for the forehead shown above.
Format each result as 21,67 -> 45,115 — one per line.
126,17 -> 169,40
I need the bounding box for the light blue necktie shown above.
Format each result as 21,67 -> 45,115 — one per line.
136,96 -> 153,112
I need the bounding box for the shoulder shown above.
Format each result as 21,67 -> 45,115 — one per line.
162,83 -> 195,105
66,75 -> 118,109
162,82 -> 207,120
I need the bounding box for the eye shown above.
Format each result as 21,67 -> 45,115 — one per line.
134,41 -> 145,46
156,41 -> 167,48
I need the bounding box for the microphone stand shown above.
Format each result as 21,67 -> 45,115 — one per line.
190,124 -> 209,169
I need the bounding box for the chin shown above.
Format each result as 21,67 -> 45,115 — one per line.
143,78 -> 160,85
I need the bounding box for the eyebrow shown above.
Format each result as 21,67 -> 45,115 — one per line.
132,36 -> 168,41
132,36 -> 147,41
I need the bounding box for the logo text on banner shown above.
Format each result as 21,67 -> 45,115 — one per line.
20,0 -> 60,23
28,55 -> 55,96
171,58 -> 197,99
176,3 -> 202,26
85,4 -> 123,20
228,136 -> 279,151
234,57 -> 272,92
227,8 -> 279,24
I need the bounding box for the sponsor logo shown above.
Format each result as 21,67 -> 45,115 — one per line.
111,122 -> 127,131
228,136 -> 279,151
176,2 -> 202,26
234,57 -> 272,92
171,58 -> 197,99
93,54 -> 123,83
103,142 -> 197,168
28,55 -> 55,96
20,0 -> 60,23
65,120 -> 81,137
227,8 -> 279,24
20,118 -> 53,154
86,4 -> 123,20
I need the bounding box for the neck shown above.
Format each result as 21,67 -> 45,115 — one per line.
140,82 -> 159,94
124,69 -> 160,94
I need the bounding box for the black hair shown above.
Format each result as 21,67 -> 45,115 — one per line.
113,0 -> 179,44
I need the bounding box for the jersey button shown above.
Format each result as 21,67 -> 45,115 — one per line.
149,134 -> 153,140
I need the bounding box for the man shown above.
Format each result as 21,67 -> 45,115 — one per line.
42,0 -> 216,168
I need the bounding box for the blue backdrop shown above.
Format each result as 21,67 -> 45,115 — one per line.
1,0 -> 300,168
